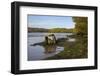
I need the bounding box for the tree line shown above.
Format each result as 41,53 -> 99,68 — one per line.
28,27 -> 74,33
72,17 -> 87,35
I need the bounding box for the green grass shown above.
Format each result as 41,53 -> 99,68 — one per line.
32,35 -> 88,60
45,35 -> 88,60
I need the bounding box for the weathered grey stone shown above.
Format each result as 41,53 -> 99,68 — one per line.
45,34 -> 56,45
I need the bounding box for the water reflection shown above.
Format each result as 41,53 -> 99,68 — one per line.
28,33 -> 75,61
44,45 -> 57,54
68,38 -> 76,42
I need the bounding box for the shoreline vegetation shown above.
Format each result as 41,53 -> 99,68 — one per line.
28,27 -> 74,33
45,35 -> 88,59
28,17 -> 88,60
31,34 -> 87,59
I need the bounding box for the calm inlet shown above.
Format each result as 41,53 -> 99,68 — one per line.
28,33 -> 75,61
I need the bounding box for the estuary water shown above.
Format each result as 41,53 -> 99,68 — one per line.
28,33 -> 75,61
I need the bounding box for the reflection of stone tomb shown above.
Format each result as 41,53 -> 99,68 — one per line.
44,45 -> 57,54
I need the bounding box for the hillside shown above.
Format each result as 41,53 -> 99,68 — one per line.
28,27 -> 74,33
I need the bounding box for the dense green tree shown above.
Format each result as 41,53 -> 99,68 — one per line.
72,17 -> 88,35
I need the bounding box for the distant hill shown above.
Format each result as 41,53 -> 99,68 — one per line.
49,28 -> 73,33
28,27 -> 74,33
28,27 -> 49,32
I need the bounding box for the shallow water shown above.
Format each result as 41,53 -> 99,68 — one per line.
28,33 -> 75,61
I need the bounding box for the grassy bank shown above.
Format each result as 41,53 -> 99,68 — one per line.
32,35 -> 88,60
45,35 -> 88,60
47,37 -> 87,59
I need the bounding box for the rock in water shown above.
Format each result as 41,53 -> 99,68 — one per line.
45,34 -> 56,45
